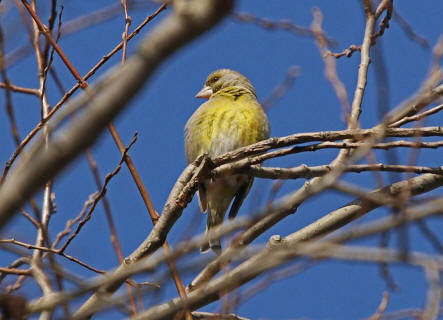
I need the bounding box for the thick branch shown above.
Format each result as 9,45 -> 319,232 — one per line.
189,173 -> 443,290
0,0 -> 233,229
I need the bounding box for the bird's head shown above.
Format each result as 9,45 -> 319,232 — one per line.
195,69 -> 256,99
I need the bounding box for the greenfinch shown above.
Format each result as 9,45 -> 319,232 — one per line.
184,69 -> 270,254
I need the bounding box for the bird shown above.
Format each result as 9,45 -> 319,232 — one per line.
184,69 -> 270,254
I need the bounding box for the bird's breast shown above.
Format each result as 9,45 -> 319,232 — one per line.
185,95 -> 269,163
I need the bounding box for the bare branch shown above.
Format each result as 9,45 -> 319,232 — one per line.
190,173 -> 443,290
231,12 -> 336,46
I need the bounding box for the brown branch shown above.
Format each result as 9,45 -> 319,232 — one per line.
247,164 -> 443,180
58,133 -> 137,253
383,79 -> 443,126
0,267 -> 31,276
392,10 -> 430,49
40,0 -> 58,70
261,66 -> 299,111
365,292 -> 389,320
372,0 -> 393,41
19,208 -> 39,228
389,103 -> 443,127
0,257 -> 29,284
212,139 -> 443,179
0,81 -> 40,96
213,127 -> 443,167
327,44 -> 361,59
255,139 -> 443,164
0,23 -> 21,146
21,0 -> 86,88
348,1 -> 378,130
311,8 -> 350,121
0,239 -> 106,274
120,0 -> 131,64
51,193 -> 95,250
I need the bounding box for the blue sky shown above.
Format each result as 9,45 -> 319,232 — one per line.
0,1 -> 442,319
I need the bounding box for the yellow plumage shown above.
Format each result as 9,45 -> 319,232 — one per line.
184,69 -> 269,254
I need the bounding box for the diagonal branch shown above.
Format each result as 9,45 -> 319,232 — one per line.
0,0 -> 233,228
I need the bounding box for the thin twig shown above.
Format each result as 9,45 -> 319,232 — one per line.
0,81 -> 40,96
311,8 -> 350,121
0,239 -> 106,274
327,44 -> 361,59
392,10 -> 429,49
58,133 -> 138,253
389,103 -> 443,127
261,66 -> 299,111
231,11 -> 336,46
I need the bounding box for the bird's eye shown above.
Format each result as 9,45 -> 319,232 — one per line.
208,76 -> 219,84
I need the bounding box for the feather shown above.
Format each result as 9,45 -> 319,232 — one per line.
228,177 -> 253,220
197,184 -> 207,213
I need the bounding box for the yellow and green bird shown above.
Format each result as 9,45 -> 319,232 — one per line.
184,69 -> 270,254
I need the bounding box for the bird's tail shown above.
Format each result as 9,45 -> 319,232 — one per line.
200,194 -> 231,254
200,213 -> 222,254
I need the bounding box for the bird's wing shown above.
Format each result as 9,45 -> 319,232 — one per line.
228,177 -> 253,220
197,184 -> 207,213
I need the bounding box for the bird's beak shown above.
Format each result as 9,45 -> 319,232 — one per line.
195,86 -> 213,99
